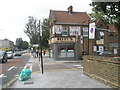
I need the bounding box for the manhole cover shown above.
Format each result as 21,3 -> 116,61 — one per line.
24,81 -> 34,85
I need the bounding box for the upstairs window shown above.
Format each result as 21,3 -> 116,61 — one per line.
62,26 -> 68,36
69,26 -> 80,36
83,27 -> 88,37
54,25 -> 62,34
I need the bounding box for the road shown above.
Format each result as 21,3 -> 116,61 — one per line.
0,54 -> 30,88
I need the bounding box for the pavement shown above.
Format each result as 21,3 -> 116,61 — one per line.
12,53 -> 113,88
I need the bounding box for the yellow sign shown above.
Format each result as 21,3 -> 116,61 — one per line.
49,37 -> 75,44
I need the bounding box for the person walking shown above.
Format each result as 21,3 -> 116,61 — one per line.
43,50 -> 46,56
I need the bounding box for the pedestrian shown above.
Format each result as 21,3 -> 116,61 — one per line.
36,50 -> 39,57
38,50 -> 41,56
43,50 -> 46,55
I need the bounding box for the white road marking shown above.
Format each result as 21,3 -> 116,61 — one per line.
7,66 -> 17,71
30,66 -> 32,71
0,74 -> 7,78
23,65 -> 27,70
72,65 -> 82,67
14,75 -> 19,77
0,74 -> 4,78
76,67 -> 83,69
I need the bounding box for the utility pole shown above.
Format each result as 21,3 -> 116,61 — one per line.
39,20 -> 44,74
88,19 -> 90,55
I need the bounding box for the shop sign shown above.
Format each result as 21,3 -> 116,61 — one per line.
57,37 -> 75,42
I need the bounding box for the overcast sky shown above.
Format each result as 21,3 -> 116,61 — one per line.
0,0 -> 92,43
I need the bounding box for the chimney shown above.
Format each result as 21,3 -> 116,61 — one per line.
67,6 -> 73,14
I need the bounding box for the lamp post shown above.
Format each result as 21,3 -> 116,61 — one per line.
38,20 -> 44,74
87,19 -> 90,55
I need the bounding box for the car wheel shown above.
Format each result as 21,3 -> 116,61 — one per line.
2,59 -> 4,63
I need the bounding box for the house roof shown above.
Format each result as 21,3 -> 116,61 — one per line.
50,10 -> 92,25
95,19 -> 118,32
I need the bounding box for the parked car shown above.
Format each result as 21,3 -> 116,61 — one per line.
98,51 -> 112,56
15,51 -> 22,56
0,51 -> 8,63
6,51 -> 14,59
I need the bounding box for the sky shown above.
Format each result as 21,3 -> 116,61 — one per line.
0,0 -> 92,43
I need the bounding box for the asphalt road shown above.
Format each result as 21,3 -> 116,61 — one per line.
0,54 -> 30,88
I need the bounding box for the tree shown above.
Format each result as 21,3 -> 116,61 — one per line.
24,17 -> 49,49
41,18 -> 49,49
90,2 -> 120,24
15,38 -> 29,50
16,38 -> 23,49
24,16 -> 39,44
22,41 -> 29,50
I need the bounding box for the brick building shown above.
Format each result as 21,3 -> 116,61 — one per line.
48,6 -> 93,60
48,6 -> 119,60
94,20 -> 119,55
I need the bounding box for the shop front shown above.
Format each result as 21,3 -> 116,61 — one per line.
50,43 -> 75,60
49,37 -> 80,60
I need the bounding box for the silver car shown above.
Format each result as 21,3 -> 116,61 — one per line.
98,51 -> 112,56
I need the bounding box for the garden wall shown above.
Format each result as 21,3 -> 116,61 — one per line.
83,55 -> 120,88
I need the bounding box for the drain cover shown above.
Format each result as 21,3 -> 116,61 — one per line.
24,81 -> 34,85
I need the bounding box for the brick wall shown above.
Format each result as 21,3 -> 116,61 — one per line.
83,55 -> 120,88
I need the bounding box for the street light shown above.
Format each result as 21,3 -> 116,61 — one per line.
38,20 -> 44,74
88,19 -> 90,55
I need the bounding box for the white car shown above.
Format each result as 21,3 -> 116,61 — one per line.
6,51 -> 14,59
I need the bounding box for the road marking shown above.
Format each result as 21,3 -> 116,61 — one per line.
0,74 -> 4,78
38,63 -> 41,71
30,66 -> 32,71
76,67 -> 83,69
14,75 -> 19,77
2,77 -> 18,88
0,74 -> 7,78
72,65 -> 82,67
23,65 -> 27,70
7,66 -> 17,71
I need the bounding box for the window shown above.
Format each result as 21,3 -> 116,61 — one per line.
69,26 -> 80,36
62,26 -> 68,36
100,32 -> 104,36
100,32 -> 104,40
83,27 -> 88,37
54,25 -> 62,34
